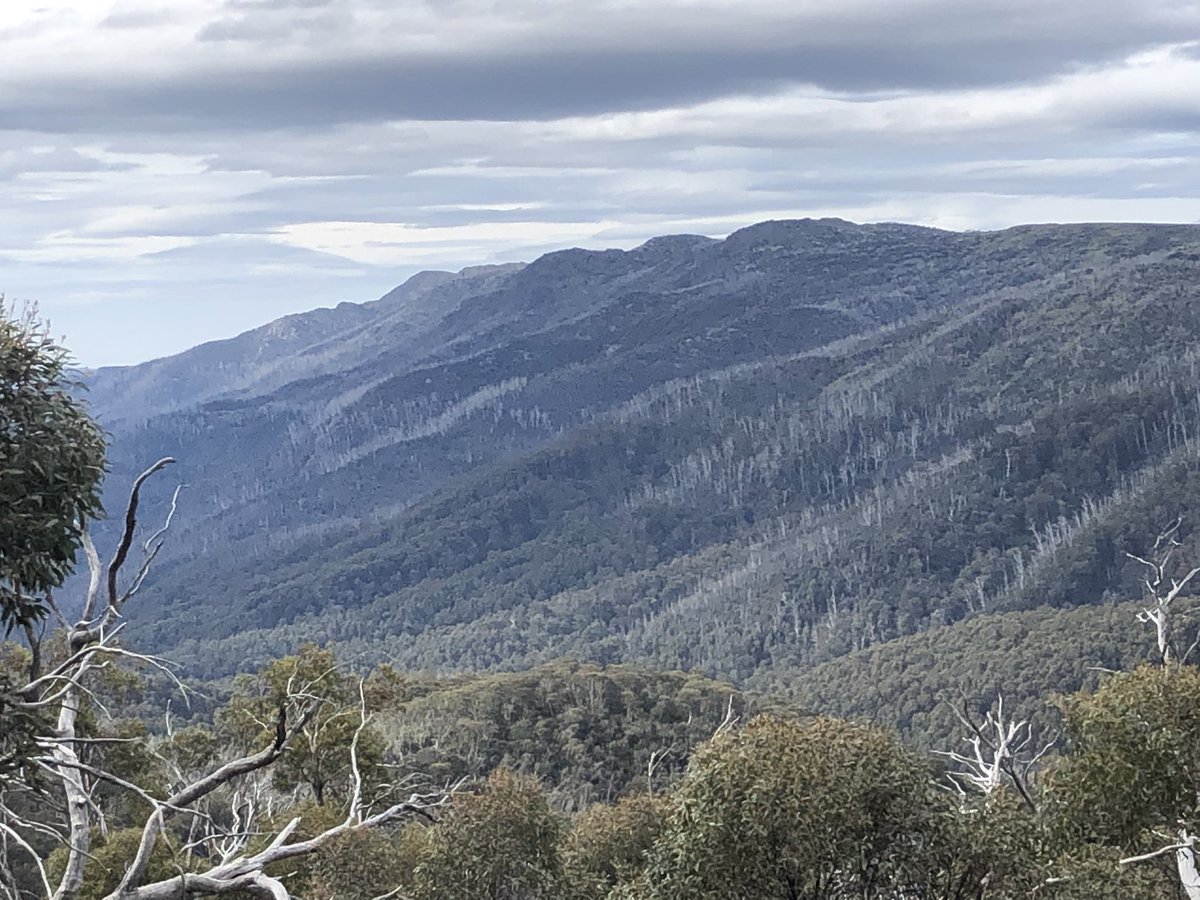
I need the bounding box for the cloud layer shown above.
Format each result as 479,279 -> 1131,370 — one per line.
2,0 -> 1198,364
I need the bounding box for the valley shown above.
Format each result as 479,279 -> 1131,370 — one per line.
82,219 -> 1200,737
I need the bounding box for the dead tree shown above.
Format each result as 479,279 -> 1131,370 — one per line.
1117,520 -> 1200,898
1,460 -> 451,899
936,694 -> 1053,813
1126,517 -> 1200,665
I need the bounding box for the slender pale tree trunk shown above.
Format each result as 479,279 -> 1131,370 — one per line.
50,680 -> 88,900
1177,834 -> 1200,900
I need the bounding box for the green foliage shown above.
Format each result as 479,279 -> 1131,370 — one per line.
46,827 -> 176,900
409,770 -> 566,900
160,723 -> 220,775
620,715 -> 964,899
953,790 -> 1049,897
246,800 -> 421,898
87,718 -> 169,825
307,824 -> 426,900
0,643 -> 48,783
561,792 -> 666,900
1038,844 -> 1178,900
219,643 -> 386,805
0,302 -> 105,632
17,640 -> 1200,900
1051,664 -> 1200,847
776,603 -> 1156,747
375,660 -> 769,806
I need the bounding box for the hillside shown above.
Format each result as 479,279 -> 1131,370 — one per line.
776,602 -> 1160,747
371,660 -> 772,809
85,220 -> 1200,703
80,264 -> 522,425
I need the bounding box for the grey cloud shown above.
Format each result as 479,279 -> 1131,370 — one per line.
1097,106 -> 1200,133
0,44 -> 1139,133
143,235 -> 367,272
56,111 -> 1195,249
0,147 -> 138,181
6,1 -> 1200,366
6,3 -> 1195,133
225,0 -> 336,8
197,10 -> 342,42
100,7 -> 182,29
197,17 -> 288,41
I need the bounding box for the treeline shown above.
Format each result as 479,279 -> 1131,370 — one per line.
6,640 -> 1200,899
772,602 -> 1160,747
373,661 -> 777,810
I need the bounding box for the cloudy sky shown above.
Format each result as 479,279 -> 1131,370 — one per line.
2,0 -> 1199,365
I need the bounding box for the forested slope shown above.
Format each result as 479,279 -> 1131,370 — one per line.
370,660 -> 773,808
85,221 -> 1200,705
776,602 -> 1160,746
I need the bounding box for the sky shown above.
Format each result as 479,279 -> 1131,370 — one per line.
2,1 -> 1199,366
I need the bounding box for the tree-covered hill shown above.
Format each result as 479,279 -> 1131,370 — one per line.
370,660 -> 773,809
83,220 -> 1200,701
774,602 -> 1162,747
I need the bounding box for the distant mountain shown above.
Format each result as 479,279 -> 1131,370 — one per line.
82,263 -> 523,425
86,220 -> 1200,710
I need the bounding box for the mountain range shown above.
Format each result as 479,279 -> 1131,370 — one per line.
83,217 -> 1200,738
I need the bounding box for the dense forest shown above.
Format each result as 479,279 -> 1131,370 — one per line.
93,222 -> 1200,702
7,221 -> 1200,897
7,635 -> 1200,898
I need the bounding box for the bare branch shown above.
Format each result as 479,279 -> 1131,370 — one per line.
1127,520 -> 1200,665
346,681 -> 369,826
1121,839 -> 1194,865
79,530 -> 103,625
30,757 -> 206,820
106,457 -> 175,615
0,819 -> 52,898
714,694 -> 739,737
936,693 -> 1051,812
3,454 -> 460,900
111,701 -> 319,896
17,624 -> 128,701
104,786 -> 454,900
119,484 -> 185,606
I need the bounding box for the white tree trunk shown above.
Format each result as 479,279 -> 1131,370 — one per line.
1178,834 -> 1200,900
50,683 -> 89,900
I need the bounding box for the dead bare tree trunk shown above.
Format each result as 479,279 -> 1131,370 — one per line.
936,693 -> 1053,813
1126,517 -> 1200,666
1119,520 -> 1200,897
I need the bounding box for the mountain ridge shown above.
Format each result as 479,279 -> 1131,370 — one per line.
82,220 -> 1200,714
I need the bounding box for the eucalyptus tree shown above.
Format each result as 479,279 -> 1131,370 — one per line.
1051,665 -> 1200,899
618,715 -> 978,899
409,770 -> 566,900
0,300 -> 105,635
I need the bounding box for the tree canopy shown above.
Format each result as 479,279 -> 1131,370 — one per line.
617,716 -> 965,899
0,302 -> 105,633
